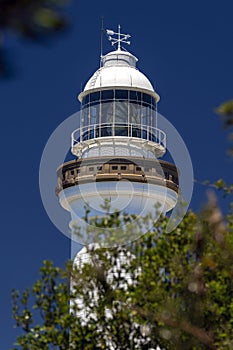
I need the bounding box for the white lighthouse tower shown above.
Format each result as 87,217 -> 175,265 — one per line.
56,26 -> 179,250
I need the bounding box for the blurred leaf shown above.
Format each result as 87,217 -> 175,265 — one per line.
216,100 -> 233,121
0,0 -> 70,77
216,100 -> 233,156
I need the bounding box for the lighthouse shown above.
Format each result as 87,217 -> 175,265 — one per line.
56,26 -> 179,250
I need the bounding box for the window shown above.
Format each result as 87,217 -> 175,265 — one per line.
101,102 -> 113,124
121,166 -> 127,170
115,101 -> 128,123
70,170 -> 75,175
102,90 -> 114,101
115,90 -> 128,100
130,90 -> 141,102
90,91 -> 100,103
136,166 -> 141,171
82,95 -> 89,106
89,167 -> 94,171
97,166 -> 102,171
112,166 -> 118,170
129,102 -> 141,124
142,93 -> 152,105
81,89 -> 157,140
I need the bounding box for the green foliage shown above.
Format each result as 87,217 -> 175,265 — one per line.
12,197 -> 233,349
216,100 -> 233,156
0,0 -> 70,76
12,261 -> 71,349
214,179 -> 233,196
216,100 -> 233,123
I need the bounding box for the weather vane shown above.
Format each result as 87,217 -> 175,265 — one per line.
106,25 -> 131,51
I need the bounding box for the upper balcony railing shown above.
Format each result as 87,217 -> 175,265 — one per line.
71,123 -> 166,150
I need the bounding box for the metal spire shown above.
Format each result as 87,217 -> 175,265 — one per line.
106,25 -> 131,51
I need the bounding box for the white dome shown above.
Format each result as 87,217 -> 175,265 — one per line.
84,66 -> 154,91
78,50 -> 160,102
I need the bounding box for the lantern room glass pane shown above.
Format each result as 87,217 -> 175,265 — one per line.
90,91 -> 100,103
82,94 -> 89,106
142,93 -> 152,105
83,107 -> 89,127
102,90 -> 114,101
129,102 -> 141,124
130,91 -> 141,102
115,101 -> 128,123
142,106 -> 150,126
90,104 -> 100,125
101,102 -> 113,124
115,90 -> 128,100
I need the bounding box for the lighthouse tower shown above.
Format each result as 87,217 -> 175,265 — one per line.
56,26 -> 179,249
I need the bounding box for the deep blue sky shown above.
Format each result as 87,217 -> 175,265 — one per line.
1,0 -> 233,348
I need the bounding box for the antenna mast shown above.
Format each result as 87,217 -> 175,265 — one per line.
100,16 -> 104,67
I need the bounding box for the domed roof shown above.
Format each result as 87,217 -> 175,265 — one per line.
78,50 -> 160,102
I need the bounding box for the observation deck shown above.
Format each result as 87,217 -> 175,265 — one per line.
56,156 -> 179,196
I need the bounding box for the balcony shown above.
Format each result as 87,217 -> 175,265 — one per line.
71,123 -> 166,158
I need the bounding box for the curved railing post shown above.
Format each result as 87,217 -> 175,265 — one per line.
80,126 -> 83,143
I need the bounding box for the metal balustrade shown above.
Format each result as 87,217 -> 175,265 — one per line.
71,123 -> 166,149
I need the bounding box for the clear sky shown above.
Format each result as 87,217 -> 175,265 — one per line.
1,0 -> 233,348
